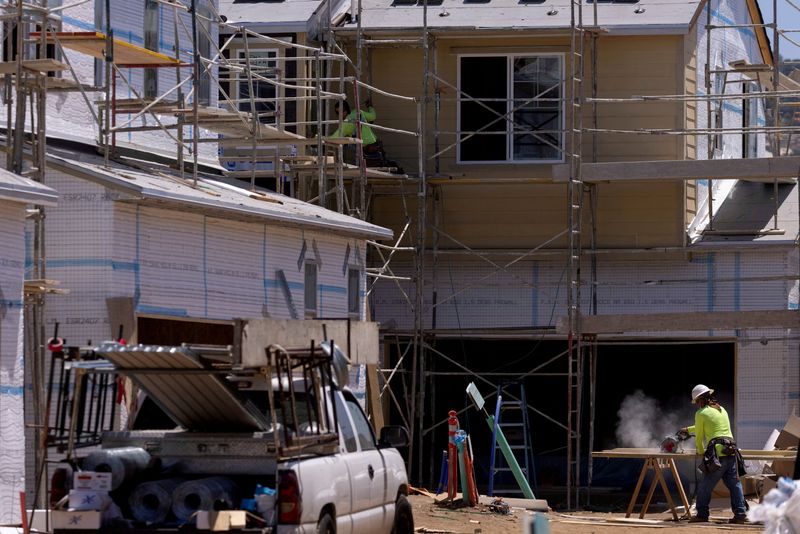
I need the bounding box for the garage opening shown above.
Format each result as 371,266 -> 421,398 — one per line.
406,338 -> 735,503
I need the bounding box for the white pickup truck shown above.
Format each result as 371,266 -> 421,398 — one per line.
50,341 -> 413,534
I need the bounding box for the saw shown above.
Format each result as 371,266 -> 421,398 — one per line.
660,429 -> 693,453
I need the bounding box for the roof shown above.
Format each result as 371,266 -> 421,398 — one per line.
46,151 -> 392,240
341,0 -> 704,34
219,0 -> 321,30
0,167 -> 58,206
219,0 -> 350,35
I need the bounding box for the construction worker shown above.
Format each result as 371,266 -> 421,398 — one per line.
330,100 -> 378,148
681,384 -> 747,524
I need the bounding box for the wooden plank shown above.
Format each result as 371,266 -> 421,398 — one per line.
366,363 -> 384,433
557,310 -> 800,334
592,448 -> 796,460
32,32 -> 181,65
0,59 -> 69,74
553,156 -> 800,183
626,458 -> 651,518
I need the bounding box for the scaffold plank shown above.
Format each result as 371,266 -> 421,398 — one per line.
557,310 -> 800,334
553,157 -> 800,183
32,31 -> 181,66
0,58 -> 68,74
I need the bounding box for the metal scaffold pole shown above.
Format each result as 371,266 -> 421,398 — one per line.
567,0 -> 585,510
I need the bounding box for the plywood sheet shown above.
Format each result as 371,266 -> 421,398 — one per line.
33,32 -> 181,66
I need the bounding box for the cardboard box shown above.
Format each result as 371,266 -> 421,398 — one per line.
196,510 -> 248,531
68,489 -> 110,511
774,414 -> 800,449
770,457 -> 796,478
73,471 -> 113,491
759,476 -> 778,502
712,476 -> 757,497
51,510 -> 101,529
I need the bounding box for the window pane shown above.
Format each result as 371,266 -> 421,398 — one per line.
512,56 -> 562,161
143,0 -> 159,98
305,263 -> 317,316
348,269 -> 360,315
335,393 -> 357,453
239,51 -> 277,124
344,394 -> 376,451
460,56 -> 507,161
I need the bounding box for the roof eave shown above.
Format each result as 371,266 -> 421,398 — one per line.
47,155 -> 393,241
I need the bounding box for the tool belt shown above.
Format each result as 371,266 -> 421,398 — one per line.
701,436 -> 746,476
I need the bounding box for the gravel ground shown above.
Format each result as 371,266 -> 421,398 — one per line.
408,494 -> 764,534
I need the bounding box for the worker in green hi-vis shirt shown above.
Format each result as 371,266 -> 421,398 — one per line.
681,384 -> 747,525
331,100 -> 378,147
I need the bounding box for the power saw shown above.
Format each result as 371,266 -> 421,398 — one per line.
660,429 -> 693,453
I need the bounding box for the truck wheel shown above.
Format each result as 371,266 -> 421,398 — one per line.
317,513 -> 335,534
392,495 -> 414,534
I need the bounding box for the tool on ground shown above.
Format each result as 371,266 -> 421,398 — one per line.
487,497 -> 510,515
466,382 -> 535,499
660,428 -> 693,453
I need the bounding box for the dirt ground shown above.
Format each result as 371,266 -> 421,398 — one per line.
408,494 -> 764,533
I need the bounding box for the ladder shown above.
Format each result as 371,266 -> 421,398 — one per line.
488,381 -> 536,496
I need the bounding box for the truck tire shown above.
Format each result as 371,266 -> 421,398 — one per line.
317,513 -> 335,534
392,495 -> 414,534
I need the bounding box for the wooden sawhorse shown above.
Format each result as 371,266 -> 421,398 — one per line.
626,457 -> 691,520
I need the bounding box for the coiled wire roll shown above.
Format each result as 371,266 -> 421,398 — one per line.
171,477 -> 239,522
83,447 -> 151,490
128,478 -> 185,524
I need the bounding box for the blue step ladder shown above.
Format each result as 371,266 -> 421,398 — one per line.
488,381 -> 537,496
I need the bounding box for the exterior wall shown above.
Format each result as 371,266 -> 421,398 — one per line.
44,169 -> 117,345
370,246 -> 797,448
0,201 -> 26,524
686,0 -> 770,237
366,33 -> 686,249
111,203 -> 366,322
41,169 -> 367,343
0,0 -> 219,159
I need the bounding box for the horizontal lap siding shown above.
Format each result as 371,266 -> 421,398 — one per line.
365,34 -> 685,249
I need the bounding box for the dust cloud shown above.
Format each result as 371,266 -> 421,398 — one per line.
615,390 -> 690,448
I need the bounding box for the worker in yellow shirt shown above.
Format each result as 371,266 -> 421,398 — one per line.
681,384 -> 747,524
331,100 -> 378,147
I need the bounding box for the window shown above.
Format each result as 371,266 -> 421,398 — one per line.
236,49 -> 277,124
347,268 -> 361,317
458,54 -> 563,163
196,0 -> 212,106
743,81 -> 759,159
143,0 -> 159,99
334,393 -> 357,452
343,392 -> 376,451
711,66 -> 724,156
304,262 -> 317,318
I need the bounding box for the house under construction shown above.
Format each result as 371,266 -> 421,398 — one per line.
1,0 -> 799,512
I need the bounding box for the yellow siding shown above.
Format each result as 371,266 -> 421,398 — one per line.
353,34 -> 687,249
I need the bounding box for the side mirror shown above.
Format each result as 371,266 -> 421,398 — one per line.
378,426 -> 409,449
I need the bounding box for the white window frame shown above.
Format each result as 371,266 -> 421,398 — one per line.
456,52 -> 565,165
235,48 -> 278,125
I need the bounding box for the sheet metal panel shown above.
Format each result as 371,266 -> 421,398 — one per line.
0,168 -> 58,206
95,343 -> 267,431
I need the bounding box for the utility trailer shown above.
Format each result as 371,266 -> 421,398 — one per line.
46,319 -> 412,534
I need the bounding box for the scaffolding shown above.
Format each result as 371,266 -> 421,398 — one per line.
5,0 -> 800,512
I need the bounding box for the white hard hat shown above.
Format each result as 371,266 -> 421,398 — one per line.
691,384 -> 714,403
